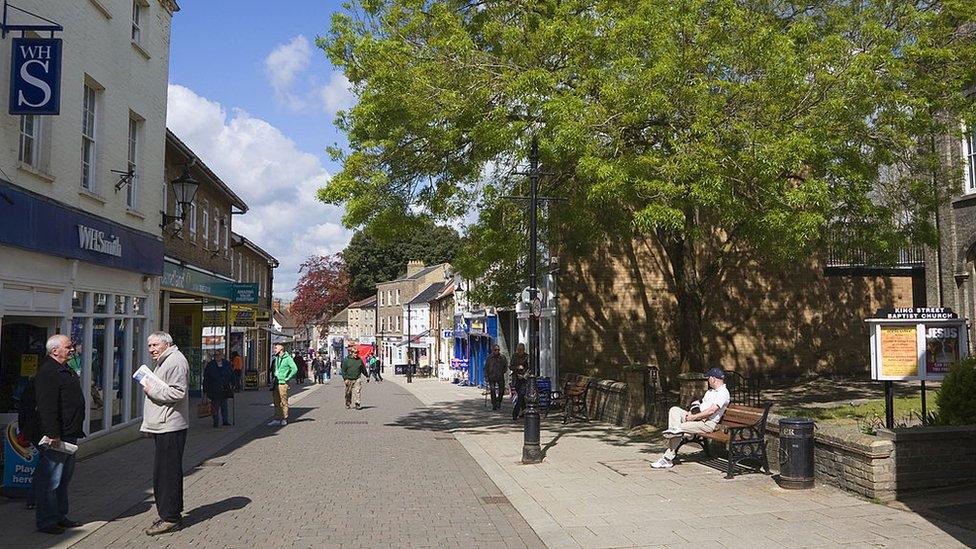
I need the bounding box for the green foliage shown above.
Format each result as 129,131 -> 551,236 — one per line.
343,219 -> 461,300
319,0 -> 976,367
934,358 -> 976,426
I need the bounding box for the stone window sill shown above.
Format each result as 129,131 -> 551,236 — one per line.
125,208 -> 146,220
18,162 -> 55,183
79,188 -> 106,205
88,0 -> 112,19
131,40 -> 151,60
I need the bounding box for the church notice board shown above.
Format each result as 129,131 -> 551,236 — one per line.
867,308 -> 968,381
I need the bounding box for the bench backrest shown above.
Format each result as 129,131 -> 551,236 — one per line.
561,374 -> 592,397
718,403 -> 772,430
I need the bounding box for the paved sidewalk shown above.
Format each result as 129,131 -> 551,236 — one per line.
390,375 -> 976,549
0,381 -> 324,548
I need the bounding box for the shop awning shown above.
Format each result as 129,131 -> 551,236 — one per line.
395,329 -> 432,346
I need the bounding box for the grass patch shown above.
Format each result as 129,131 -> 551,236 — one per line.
776,396 -> 937,424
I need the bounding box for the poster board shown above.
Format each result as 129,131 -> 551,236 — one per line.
867,308 -> 968,381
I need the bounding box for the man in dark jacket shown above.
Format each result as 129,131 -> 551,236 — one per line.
484,345 -> 507,411
340,344 -> 368,409
510,343 -> 529,421
33,334 -> 86,534
202,351 -> 235,427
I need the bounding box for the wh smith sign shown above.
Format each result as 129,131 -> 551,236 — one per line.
78,225 -> 122,257
9,37 -> 62,115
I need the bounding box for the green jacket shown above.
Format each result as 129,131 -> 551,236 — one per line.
340,356 -> 367,380
273,352 -> 298,384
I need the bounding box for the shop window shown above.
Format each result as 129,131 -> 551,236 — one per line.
115,295 -> 129,315
72,291 -> 89,313
130,318 -> 145,419
94,293 -> 108,314
133,297 -> 145,316
89,317 -> 106,433
111,319 -> 125,426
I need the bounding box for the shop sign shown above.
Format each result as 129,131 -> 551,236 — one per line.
470,319 -> 485,333
229,283 -> 258,304
202,310 -> 227,326
163,261 -> 230,298
255,309 -> 271,322
9,37 -> 62,115
3,422 -> 38,493
78,224 -> 122,257
20,355 -> 38,377
867,309 -> 968,381
442,330 -> 453,339
231,306 -> 256,328
0,182 -> 163,275
243,371 -> 259,390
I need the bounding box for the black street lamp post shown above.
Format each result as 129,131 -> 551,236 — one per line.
406,301 -> 413,383
522,137 -> 543,464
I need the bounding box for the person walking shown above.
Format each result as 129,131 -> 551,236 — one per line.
341,344 -> 368,409
203,351 -> 235,427
269,344 -> 298,425
510,343 -> 529,421
312,352 -> 326,384
294,352 -> 308,384
230,351 -> 243,392
485,344 -> 507,412
141,331 -> 190,536
33,334 -> 86,535
369,354 -> 383,382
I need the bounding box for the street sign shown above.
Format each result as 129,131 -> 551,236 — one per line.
9,37 -> 62,115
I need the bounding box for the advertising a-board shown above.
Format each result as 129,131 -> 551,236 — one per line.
2,422 -> 38,496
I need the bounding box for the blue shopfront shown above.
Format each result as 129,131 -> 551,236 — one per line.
452,313 -> 498,387
0,180 -> 164,453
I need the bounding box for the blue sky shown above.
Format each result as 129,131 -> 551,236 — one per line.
166,1 -> 354,299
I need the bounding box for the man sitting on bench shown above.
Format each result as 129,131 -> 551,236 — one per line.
651,368 -> 731,469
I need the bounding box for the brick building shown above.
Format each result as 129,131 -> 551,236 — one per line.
160,130 -> 249,395
559,240 -> 916,382
229,232 -> 277,387
376,261 -> 451,369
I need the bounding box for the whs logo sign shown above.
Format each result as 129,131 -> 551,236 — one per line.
78,225 -> 122,258
9,37 -> 62,115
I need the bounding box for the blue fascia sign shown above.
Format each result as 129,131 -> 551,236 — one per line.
9,37 -> 62,115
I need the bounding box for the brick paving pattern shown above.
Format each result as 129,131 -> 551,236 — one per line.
68,379 -> 543,548
394,376 -> 976,549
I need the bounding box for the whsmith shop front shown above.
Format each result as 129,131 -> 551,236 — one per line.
160,260 -> 257,396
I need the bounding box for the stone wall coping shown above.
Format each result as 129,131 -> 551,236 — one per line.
592,379 -> 627,393
876,425 -> 976,441
767,414 -> 893,458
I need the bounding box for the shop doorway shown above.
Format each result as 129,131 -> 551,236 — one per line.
1,318 -> 55,413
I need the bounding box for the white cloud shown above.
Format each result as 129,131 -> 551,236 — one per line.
264,35 -> 312,110
167,84 -> 352,298
264,35 -> 356,116
318,72 -> 355,115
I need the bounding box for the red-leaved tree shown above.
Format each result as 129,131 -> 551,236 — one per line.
291,254 -> 351,325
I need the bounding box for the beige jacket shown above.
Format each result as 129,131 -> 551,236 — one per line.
140,345 -> 189,434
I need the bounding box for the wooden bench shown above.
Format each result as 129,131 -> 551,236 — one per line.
673,402 -> 772,479
548,374 -> 592,424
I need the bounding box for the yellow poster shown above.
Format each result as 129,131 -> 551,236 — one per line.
880,326 -> 919,378
20,354 -> 39,377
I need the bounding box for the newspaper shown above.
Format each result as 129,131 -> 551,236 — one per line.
38,436 -> 78,454
133,364 -> 162,390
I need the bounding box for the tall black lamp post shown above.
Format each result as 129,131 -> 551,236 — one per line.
522,137 -> 543,464
406,301 -> 413,382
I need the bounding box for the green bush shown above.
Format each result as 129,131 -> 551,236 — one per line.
934,358 -> 976,426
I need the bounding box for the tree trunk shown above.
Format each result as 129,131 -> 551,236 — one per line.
661,223 -> 707,374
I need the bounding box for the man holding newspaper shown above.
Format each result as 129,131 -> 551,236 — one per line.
137,331 -> 190,536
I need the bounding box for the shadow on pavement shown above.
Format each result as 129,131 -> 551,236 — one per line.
181,496 -> 251,529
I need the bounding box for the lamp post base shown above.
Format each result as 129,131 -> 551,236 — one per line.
522,405 -> 542,464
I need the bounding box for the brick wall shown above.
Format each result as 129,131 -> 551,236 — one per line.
560,237 -> 916,380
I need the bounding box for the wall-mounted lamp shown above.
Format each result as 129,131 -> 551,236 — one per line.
160,163 -> 199,228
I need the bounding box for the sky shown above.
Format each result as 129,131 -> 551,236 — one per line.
167,0 -> 354,300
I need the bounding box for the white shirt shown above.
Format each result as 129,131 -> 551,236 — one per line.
700,384 -> 731,423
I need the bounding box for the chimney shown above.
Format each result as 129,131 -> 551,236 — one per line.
406,260 -> 424,277
273,298 -> 282,312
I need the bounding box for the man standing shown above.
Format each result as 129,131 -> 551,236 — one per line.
369,354 -> 383,382
230,351 -> 243,392
311,352 -> 326,384
269,344 -> 297,425
341,344 -> 368,409
33,334 -> 85,535
510,343 -> 529,421
485,345 -> 507,411
651,368 -> 731,469
202,351 -> 234,427
141,331 -> 190,536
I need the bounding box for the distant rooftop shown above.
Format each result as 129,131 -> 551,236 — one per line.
408,282 -> 446,305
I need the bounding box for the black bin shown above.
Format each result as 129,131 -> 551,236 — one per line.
777,418 -> 815,489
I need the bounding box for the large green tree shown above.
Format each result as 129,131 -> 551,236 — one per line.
319,0 -> 976,371
343,220 -> 461,300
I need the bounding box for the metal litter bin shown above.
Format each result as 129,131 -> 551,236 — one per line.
777,418 -> 815,489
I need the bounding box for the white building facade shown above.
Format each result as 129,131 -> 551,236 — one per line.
0,1 -> 178,448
